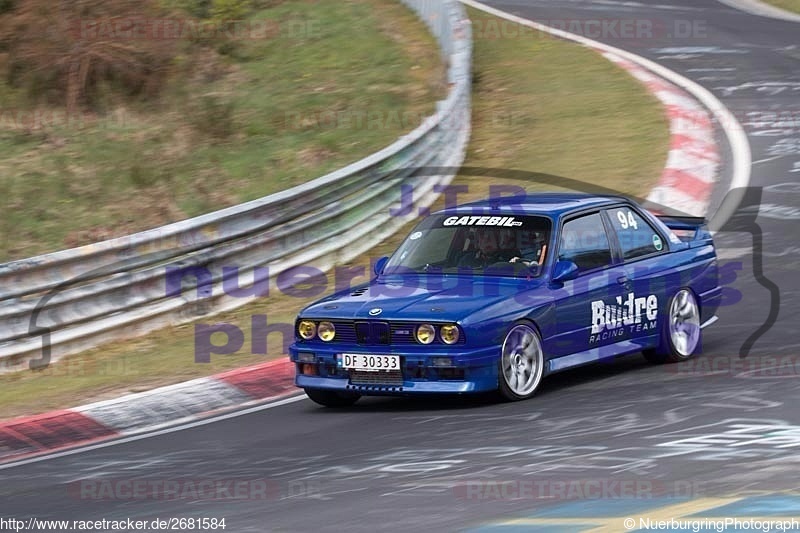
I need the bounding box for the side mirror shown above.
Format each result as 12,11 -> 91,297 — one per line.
373,256 -> 389,276
551,259 -> 579,283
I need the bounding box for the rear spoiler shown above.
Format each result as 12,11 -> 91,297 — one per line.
655,215 -> 712,244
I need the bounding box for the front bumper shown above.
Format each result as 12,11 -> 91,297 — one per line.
289,344 -> 500,395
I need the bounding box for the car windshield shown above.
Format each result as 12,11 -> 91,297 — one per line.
384,214 -> 552,277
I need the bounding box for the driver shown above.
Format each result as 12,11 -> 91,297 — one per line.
459,227 -> 523,267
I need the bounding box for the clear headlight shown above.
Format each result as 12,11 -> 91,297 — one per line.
298,320 -> 316,340
318,321 -> 336,342
440,324 -> 460,345
416,324 -> 436,345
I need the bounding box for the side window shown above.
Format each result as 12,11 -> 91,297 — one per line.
558,213 -> 612,272
607,207 -> 665,260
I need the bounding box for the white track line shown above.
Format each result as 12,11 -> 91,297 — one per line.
0,394 -> 308,471
715,0 -> 800,23
459,0 -> 752,230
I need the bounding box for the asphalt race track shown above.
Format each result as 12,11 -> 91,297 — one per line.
2,1 -> 799,531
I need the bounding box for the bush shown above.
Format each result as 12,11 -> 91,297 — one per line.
0,0 -> 178,111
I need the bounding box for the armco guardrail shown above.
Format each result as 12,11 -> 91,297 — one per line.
0,0 -> 472,372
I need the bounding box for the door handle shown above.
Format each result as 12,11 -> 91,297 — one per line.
617,276 -> 630,285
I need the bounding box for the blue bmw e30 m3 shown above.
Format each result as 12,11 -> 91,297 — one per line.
289,193 -> 721,407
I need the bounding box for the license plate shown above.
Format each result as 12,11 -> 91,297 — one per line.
340,353 -> 400,371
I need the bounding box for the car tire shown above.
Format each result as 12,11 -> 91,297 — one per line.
304,388 -> 360,408
642,288 -> 702,364
498,323 -> 545,401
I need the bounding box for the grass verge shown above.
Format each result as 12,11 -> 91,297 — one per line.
0,0 -> 443,261
0,6 -> 669,419
760,0 -> 800,14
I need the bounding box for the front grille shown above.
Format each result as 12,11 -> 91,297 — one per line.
349,369 -> 403,385
302,320 -> 466,345
390,322 -> 422,344
331,321 -> 357,343
355,321 -> 390,344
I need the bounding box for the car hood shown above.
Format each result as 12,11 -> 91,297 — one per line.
300,275 -> 547,322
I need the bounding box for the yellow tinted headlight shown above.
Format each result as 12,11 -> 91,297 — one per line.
416,324 -> 436,345
298,320 -> 316,340
440,324 -> 460,344
318,321 -> 336,342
